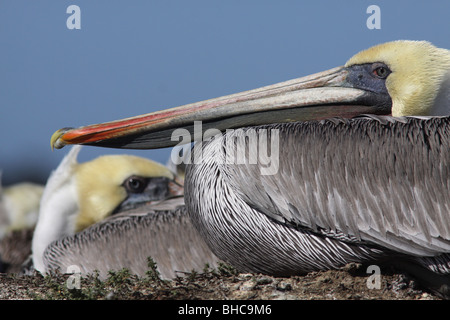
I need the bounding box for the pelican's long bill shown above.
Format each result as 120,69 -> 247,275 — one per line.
51,66 -> 392,150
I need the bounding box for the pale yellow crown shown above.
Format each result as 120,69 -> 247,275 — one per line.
345,40 -> 450,116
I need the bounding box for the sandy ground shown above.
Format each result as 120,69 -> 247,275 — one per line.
0,230 -> 443,301
0,262 -> 440,300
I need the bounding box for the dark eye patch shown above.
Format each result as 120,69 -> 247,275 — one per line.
345,63 -> 391,95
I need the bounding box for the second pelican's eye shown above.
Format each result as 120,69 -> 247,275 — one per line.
124,176 -> 148,193
372,63 -> 391,79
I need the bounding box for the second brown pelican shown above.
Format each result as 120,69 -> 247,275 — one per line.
0,180 -> 43,239
32,146 -> 218,279
50,41 -> 450,296
0,178 -> 43,273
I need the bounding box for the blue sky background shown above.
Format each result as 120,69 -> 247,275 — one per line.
1,1 -> 450,185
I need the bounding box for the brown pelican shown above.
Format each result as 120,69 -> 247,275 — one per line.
0,180 -> 43,238
0,178 -> 43,273
50,41 -> 450,296
32,146 -> 217,279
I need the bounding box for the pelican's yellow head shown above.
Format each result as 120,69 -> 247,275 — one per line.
75,154 -> 177,232
345,40 -> 450,116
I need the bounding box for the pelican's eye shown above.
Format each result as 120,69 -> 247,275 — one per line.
124,176 -> 148,193
372,63 -> 391,79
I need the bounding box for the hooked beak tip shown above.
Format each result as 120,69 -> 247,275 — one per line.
50,127 -> 73,151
